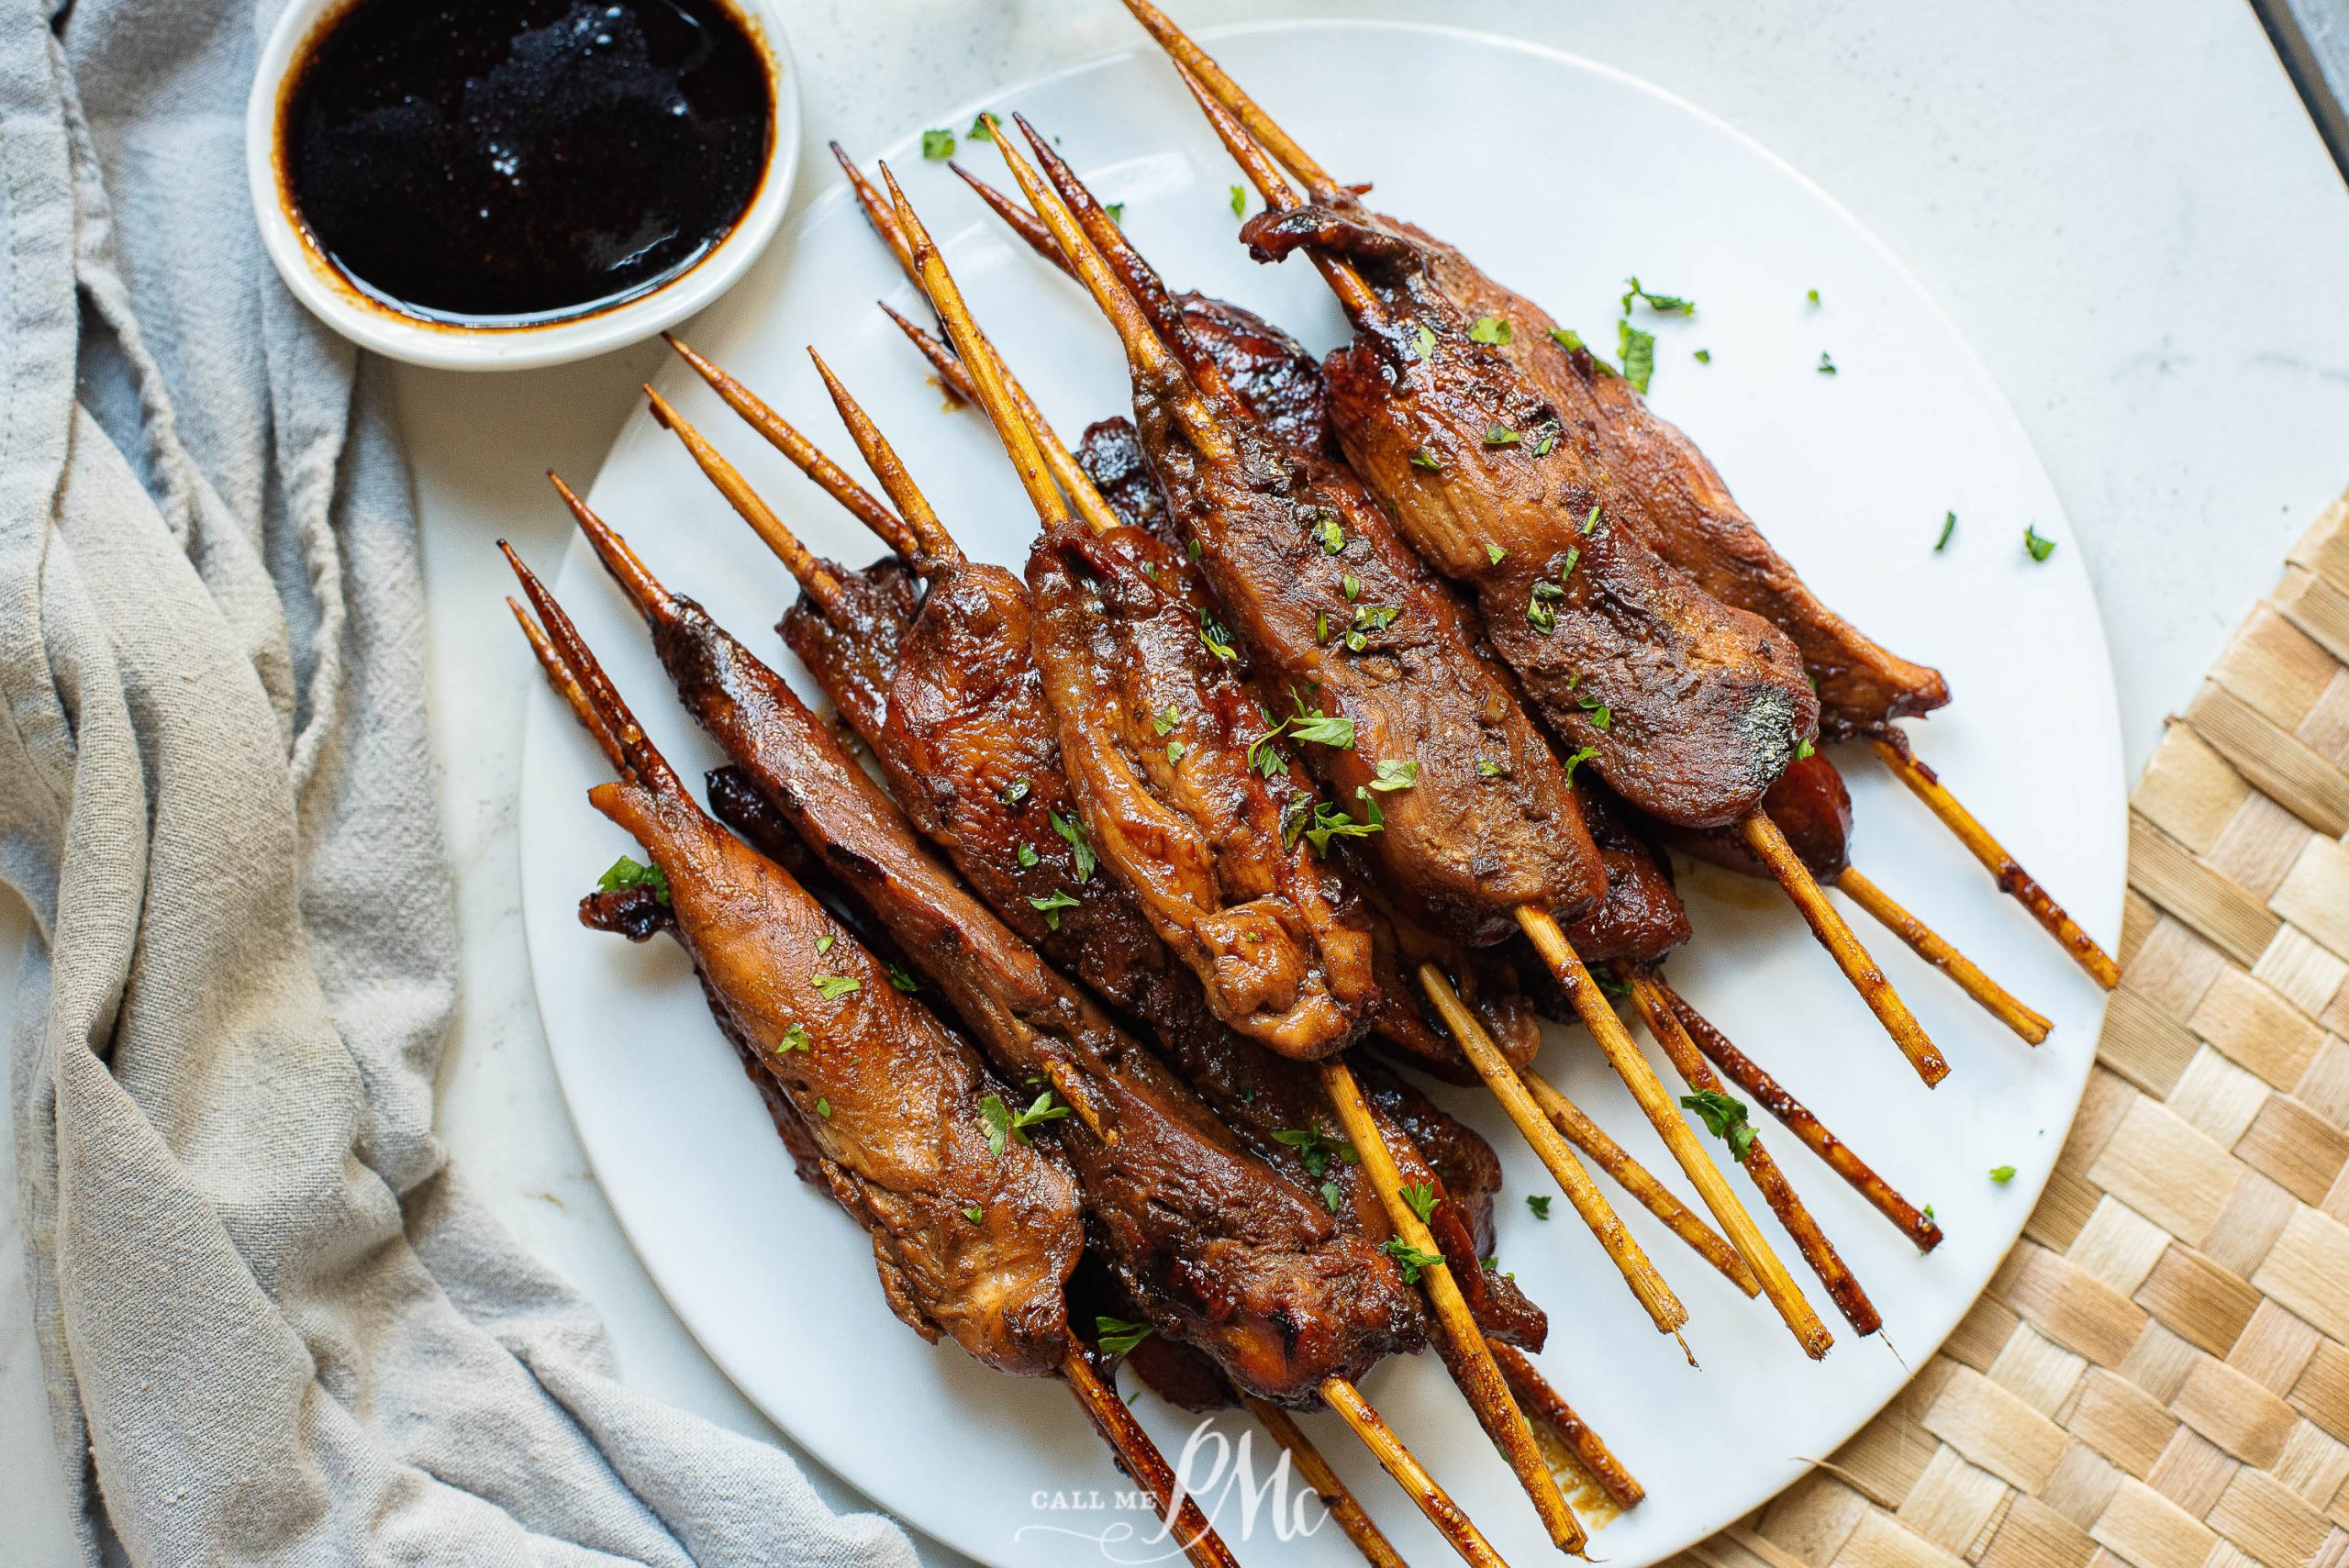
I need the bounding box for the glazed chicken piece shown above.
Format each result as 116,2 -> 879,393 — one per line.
556,484 -> 1425,1406
1422,246 -> 1950,738
1008,122 -> 1609,941
1027,507 -> 1375,1058
1241,201 -> 1818,829
505,550 -> 1081,1380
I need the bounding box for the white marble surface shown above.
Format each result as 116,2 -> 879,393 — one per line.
7,1 -> 2349,1562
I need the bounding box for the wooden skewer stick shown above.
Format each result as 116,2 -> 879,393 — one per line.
1316,1377 -> 1509,1568
1513,1067 -> 1758,1296
1319,1062 -> 1586,1557
832,145 -> 1129,538
1241,1397 -> 1409,1568
1417,962 -> 1689,1338
888,157 -> 1580,1562
1516,906 -> 1833,1359
662,333 -> 919,564
1742,813 -> 1950,1087
1118,0 -> 1348,199
1620,968 -> 1881,1337
1489,1342 -> 1646,1513
1867,735 -> 2120,989
1653,974 -> 1945,1253
1835,863 -> 2052,1044
1169,63 -> 1391,333
1063,1351 -> 1241,1568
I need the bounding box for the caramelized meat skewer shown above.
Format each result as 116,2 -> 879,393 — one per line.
658,380 -> 1635,1562
546,475 -> 1430,1402
501,554 -> 1241,1568
1120,0 -> 2115,995
655,349 -> 1553,1361
1168,57 -> 1948,1095
544,475 -> 1539,1566
879,157 -> 1586,1557
956,162 -> 2046,1050
977,112 -> 1840,1360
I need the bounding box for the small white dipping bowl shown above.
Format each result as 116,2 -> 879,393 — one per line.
245,0 -> 802,372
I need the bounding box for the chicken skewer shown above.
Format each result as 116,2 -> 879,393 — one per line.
1119,0 -> 2115,995
950,162 -> 2051,1047
877,159 -> 1590,1554
977,108 -> 1835,1357
821,150 -> 1716,1333
660,380 -> 1650,1566
1169,65 -> 1944,1096
502,551 -> 1241,1568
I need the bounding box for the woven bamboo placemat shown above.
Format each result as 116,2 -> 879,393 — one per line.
1679,491 -> 2349,1568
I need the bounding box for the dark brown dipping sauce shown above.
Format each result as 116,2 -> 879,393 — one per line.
281,0 -> 772,327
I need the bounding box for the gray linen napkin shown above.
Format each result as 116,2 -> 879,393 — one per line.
0,0 -> 921,1562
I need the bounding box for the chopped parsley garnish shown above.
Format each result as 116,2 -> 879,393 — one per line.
1320,1181 -> 1344,1212
1412,323 -> 1437,361
1680,1088 -> 1757,1162
1381,1239 -> 1444,1284
1049,810 -> 1096,881
1527,1194 -> 1553,1219
982,1090 -> 1072,1156
1486,543 -> 1508,565
597,855 -> 672,906
1272,1127 -> 1359,1178
1485,424 -> 1520,447
1531,428 -> 1559,456
1096,1315 -> 1154,1354
1314,512 -> 1345,554
1935,511 -> 1956,551
776,1025 -> 811,1054
1560,544 -> 1581,581
1694,348 -> 1712,363
1198,611 -> 1239,662
1342,573 -> 1362,601
1164,740 -> 1186,764
963,1205 -> 985,1225
1288,707 -> 1355,749
1238,1085 -> 1257,1104
815,932 -> 836,955
1000,779 -> 1030,807
1990,1165 -> 2017,1184
1796,738 -> 1816,761
1807,287 -> 1821,306
1620,277 -> 1695,316
1618,320 -> 1656,393
1468,315 -> 1512,346
1348,605 -> 1400,649
1301,793 -> 1383,854
885,962 -> 920,994
1369,758 -> 1419,792
1229,183 -> 1247,217
1579,695 -> 1613,730
967,115 -> 995,142
816,1097 -> 831,1118
1477,758 -> 1505,778
1017,842 -> 1040,868
1582,505 -> 1603,535
1528,579 -> 1564,633
811,974 -> 862,1001
920,128 -> 955,160
1550,326 -> 1586,353
1408,448 -> 1441,472
1151,704 -> 1182,736
2024,525 -> 2056,562
1817,351 -> 1838,375
1104,202 -> 1125,226
1400,1182 -> 1439,1223
1029,888 -> 1080,929
1561,746 -> 1599,783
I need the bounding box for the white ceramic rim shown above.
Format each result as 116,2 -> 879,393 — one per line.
243,0 -> 804,372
